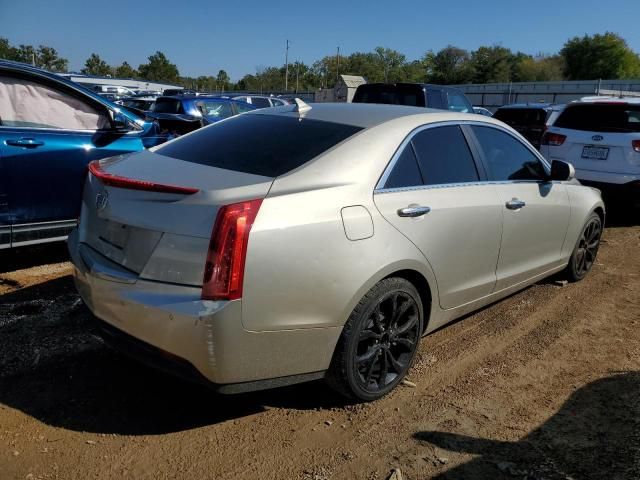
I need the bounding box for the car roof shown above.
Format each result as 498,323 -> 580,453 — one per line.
249,102 -> 503,129
577,96 -> 640,104
497,102 -> 556,110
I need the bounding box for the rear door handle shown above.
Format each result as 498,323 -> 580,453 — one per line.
397,205 -> 431,217
505,198 -> 526,210
6,138 -> 45,148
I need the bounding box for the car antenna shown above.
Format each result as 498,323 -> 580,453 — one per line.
293,98 -> 312,113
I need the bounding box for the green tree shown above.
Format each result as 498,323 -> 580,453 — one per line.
0,37 -> 17,60
13,44 -> 37,65
82,53 -> 111,76
471,46 -> 515,83
515,54 -> 564,82
426,45 -> 474,84
561,32 -> 640,80
138,51 -> 179,83
37,46 -> 67,71
374,46 -> 406,82
114,61 -> 137,78
216,69 -> 230,91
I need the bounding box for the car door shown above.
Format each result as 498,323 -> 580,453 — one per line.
468,124 -> 570,290
0,72 -> 145,245
374,124 -> 503,309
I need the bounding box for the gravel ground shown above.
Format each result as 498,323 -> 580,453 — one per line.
0,215 -> 639,480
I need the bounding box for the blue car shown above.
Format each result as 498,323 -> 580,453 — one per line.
148,95 -> 257,136
0,60 -> 168,249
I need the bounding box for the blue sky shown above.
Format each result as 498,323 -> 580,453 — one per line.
2,0 -> 639,80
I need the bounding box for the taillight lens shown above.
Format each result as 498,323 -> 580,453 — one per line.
632,140 -> 640,153
88,160 -> 199,194
202,199 -> 263,301
541,132 -> 567,146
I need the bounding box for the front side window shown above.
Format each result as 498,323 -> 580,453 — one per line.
0,75 -> 109,130
471,126 -> 546,181
447,91 -> 471,113
234,101 -> 254,113
411,125 -> 479,185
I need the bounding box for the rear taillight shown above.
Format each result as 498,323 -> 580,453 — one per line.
541,132 -> 567,146
202,199 -> 263,301
88,160 -> 199,194
632,140 -> 640,153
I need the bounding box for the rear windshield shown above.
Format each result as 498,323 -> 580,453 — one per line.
153,98 -> 184,114
353,85 -> 426,107
156,114 -> 363,177
493,108 -> 549,126
554,103 -> 640,133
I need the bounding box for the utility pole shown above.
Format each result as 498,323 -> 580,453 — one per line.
284,39 -> 290,92
336,46 -> 340,84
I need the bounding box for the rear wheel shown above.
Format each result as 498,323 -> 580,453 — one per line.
327,277 -> 423,402
565,213 -> 602,281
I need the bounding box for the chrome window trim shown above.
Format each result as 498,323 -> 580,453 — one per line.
375,179 -> 563,195
375,119 -> 551,192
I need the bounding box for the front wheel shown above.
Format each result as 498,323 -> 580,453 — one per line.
327,277 -> 424,402
565,212 -> 602,282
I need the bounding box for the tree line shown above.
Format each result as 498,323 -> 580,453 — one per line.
1,32 -> 639,92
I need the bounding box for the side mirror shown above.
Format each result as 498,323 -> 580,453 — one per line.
549,160 -> 575,181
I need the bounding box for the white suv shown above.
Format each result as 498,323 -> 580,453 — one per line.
541,97 -> 640,200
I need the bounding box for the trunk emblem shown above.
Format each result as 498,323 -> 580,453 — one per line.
592,135 -> 603,142
95,191 -> 109,211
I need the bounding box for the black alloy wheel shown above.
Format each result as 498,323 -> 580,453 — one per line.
327,278 -> 424,401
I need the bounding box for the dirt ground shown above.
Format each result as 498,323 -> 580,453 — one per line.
1,213 -> 639,480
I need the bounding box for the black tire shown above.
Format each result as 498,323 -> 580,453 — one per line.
326,277 -> 424,402
565,212 -> 602,282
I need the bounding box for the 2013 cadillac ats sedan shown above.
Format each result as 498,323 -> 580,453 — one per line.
69,102 -> 605,401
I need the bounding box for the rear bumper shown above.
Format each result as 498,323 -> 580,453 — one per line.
68,230 -> 340,388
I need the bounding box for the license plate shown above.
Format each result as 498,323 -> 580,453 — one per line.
581,146 -> 609,160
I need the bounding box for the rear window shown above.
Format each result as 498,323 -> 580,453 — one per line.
493,108 -> 549,126
156,114 -> 363,177
353,85 -> 425,107
554,103 -> 640,133
153,98 -> 184,114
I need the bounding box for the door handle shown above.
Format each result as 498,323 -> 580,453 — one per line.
397,205 -> 431,217
6,138 -> 45,148
505,198 -> 526,210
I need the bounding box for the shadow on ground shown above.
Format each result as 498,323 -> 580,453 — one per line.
0,276 -> 347,436
0,242 -> 70,274
415,372 -> 640,479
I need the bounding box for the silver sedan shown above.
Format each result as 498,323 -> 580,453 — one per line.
69,102 -> 604,401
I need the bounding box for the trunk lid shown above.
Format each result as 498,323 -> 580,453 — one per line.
78,149 -> 273,286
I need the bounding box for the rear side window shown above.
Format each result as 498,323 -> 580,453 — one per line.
153,98 -> 184,114
353,85 -> 426,107
156,114 -> 363,177
384,145 -> 423,189
411,125 -> 479,185
250,97 -> 272,108
196,100 -> 233,119
554,103 -> 640,133
426,89 -> 444,109
471,126 -> 546,181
